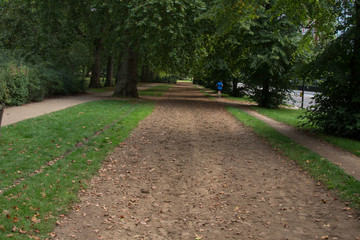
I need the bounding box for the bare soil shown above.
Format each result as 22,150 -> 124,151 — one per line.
53,82 -> 360,240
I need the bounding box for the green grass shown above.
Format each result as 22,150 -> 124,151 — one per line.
138,84 -> 173,96
225,94 -> 254,103
87,87 -> 114,93
321,135 -> 360,157
0,100 -> 154,239
252,107 -> 360,157
252,107 -> 307,128
228,107 -> 360,209
194,85 -> 216,99
177,79 -> 192,83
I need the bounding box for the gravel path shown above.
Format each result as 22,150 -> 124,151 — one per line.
53,82 -> 360,240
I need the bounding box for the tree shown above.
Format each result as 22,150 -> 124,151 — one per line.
113,0 -> 206,97
301,1 -> 360,139
104,54 -> 114,87
194,0 -> 301,108
0,0 -> 88,102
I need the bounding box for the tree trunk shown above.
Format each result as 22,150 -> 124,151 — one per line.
0,103 -> 4,138
89,38 -> 103,88
115,52 -> 123,85
350,0 -> 360,95
140,65 -> 154,83
232,78 -> 238,96
104,55 -> 114,87
259,78 -> 270,108
114,47 -> 139,97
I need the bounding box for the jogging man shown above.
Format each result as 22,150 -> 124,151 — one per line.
216,81 -> 223,98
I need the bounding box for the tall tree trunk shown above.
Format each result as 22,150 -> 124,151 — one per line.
114,47 -> 139,97
259,78 -> 270,108
140,65 -> 154,83
351,0 -> 360,96
89,38 -> 103,88
232,78 -> 238,96
115,52 -> 123,85
104,55 -> 114,87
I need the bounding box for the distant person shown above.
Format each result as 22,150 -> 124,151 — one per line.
216,81 -> 223,98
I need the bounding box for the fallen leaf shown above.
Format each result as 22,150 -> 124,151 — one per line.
195,233 -> 203,240
12,217 -> 19,223
31,216 -> 40,223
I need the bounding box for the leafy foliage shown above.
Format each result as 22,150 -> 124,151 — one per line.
194,0 -> 300,108
301,3 -> 360,139
0,1 -> 86,103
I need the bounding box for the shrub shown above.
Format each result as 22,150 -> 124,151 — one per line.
0,50 -> 85,105
303,75 -> 360,140
302,25 -> 360,140
0,63 -> 30,106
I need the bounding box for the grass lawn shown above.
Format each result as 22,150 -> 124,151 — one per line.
228,107 -> 360,209
177,79 -> 192,83
87,87 -> 114,93
0,100 -> 154,239
138,84 -> 173,96
224,94 -> 255,103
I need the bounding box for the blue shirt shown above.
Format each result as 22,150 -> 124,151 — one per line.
216,82 -> 223,90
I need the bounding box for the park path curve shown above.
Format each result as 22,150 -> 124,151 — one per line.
53,82 -> 360,240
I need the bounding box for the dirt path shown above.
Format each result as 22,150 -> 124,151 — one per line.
53,82 -> 360,240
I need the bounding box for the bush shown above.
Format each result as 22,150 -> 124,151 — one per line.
0,63 -> 30,106
0,51 -> 86,105
302,25 -> 360,140
303,76 -> 360,139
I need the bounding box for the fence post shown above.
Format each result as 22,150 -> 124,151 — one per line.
0,103 -> 4,138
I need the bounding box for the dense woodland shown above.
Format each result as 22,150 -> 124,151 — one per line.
0,0 -> 359,138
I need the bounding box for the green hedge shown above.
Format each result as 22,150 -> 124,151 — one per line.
0,50 -> 85,106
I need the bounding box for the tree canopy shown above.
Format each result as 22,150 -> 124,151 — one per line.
1,0 -> 359,138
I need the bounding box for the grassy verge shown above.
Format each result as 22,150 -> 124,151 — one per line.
252,107 -> 360,157
87,87 -> 114,93
227,107 -> 360,209
138,84 -> 173,96
177,79 -> 192,83
194,85 -> 216,99
0,100 -> 154,239
223,93 -> 255,103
